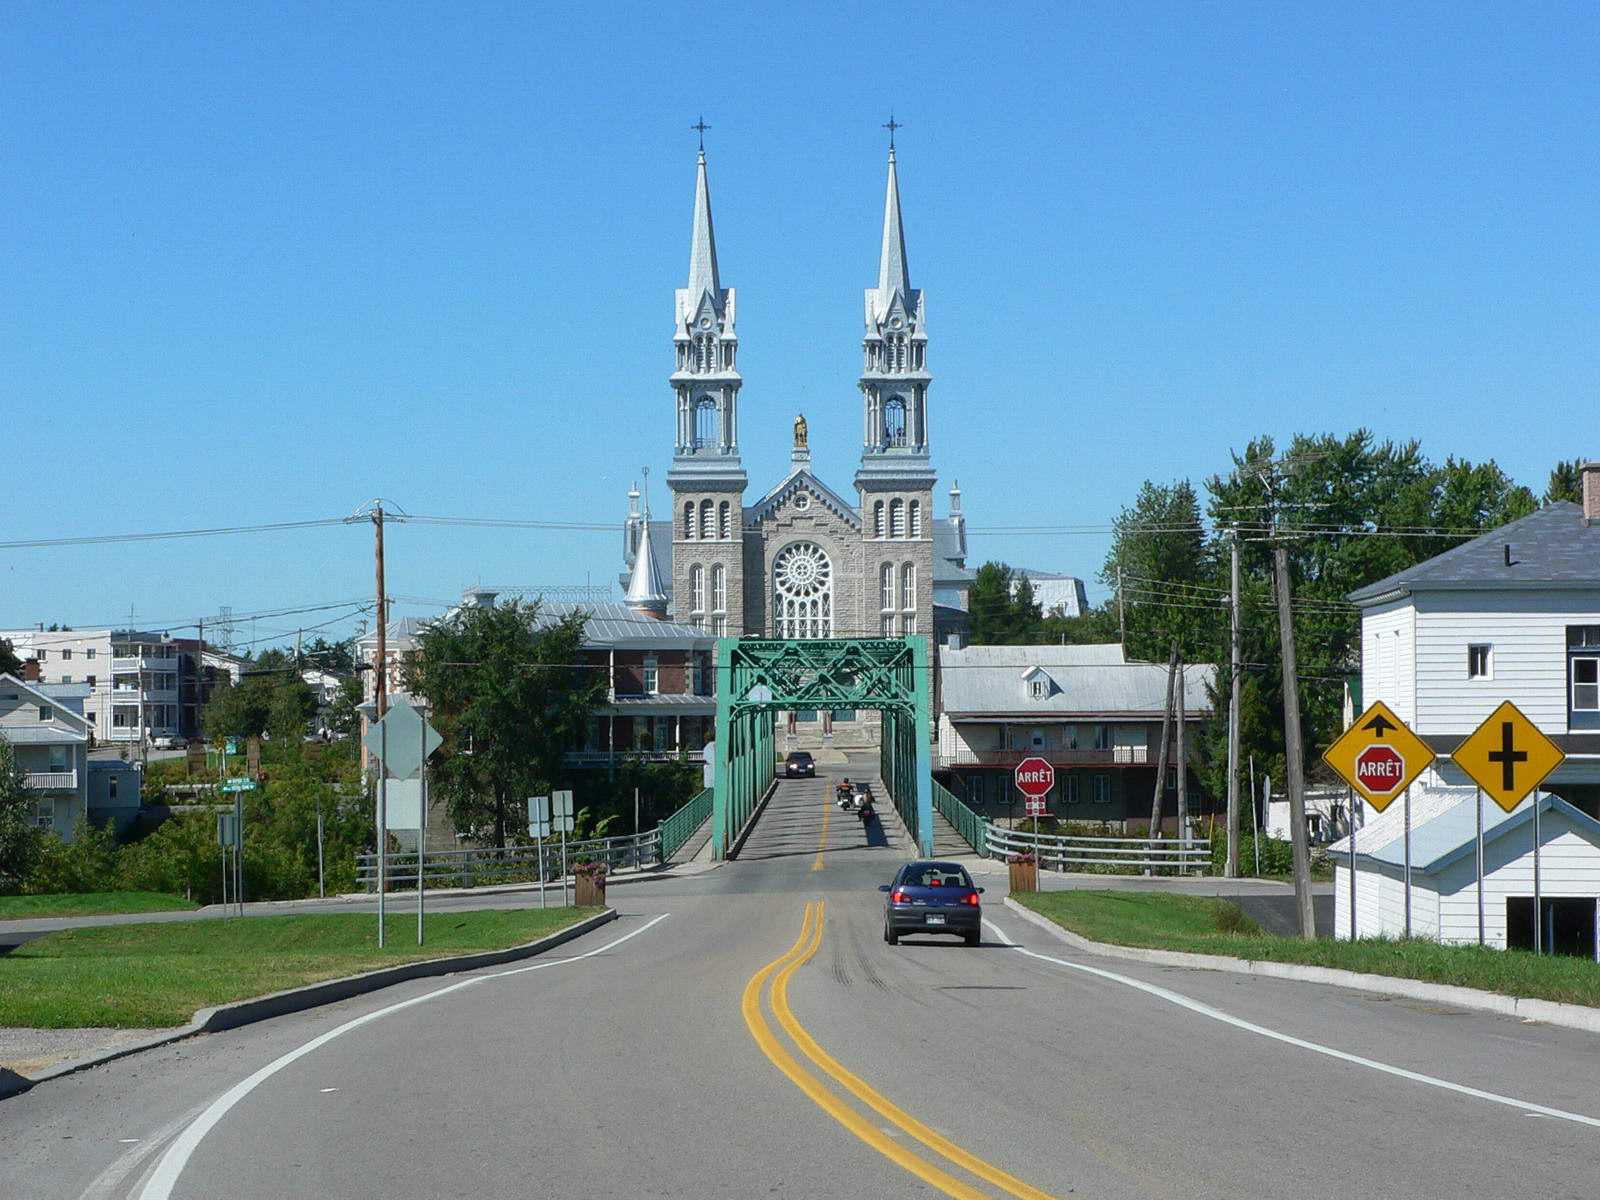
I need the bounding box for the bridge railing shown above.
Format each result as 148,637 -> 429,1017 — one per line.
932,780 -> 987,856
659,788 -> 712,861
357,829 -> 661,889
984,824 -> 1210,874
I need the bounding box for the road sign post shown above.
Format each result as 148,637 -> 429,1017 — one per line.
363,697 -> 445,946
530,796 -> 552,910
1453,702 -> 1566,954
1322,702 -> 1437,941
553,790 -> 575,906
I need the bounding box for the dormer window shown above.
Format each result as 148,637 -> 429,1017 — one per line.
1029,679 -> 1048,700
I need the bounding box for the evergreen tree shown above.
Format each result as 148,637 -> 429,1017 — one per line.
1545,458 -> 1583,505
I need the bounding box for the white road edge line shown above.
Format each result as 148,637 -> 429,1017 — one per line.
136,913 -> 671,1200
982,917 -> 1600,1130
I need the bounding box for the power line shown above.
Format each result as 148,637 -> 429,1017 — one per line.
0,517 -> 348,550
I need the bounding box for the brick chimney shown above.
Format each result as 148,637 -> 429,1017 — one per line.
1583,461 -> 1600,523
23,657 -> 41,682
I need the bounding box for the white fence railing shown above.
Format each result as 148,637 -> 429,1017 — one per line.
984,823 -> 1211,875
355,828 -> 662,889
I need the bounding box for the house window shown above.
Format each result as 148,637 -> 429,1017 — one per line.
1091,724 -> 1111,751
86,648 -> 95,659
108,775 -> 119,799
1569,627 -> 1600,721
61,675 -> 72,684
49,746 -> 67,771
692,656 -> 706,695
711,564 -> 727,615
1030,679 -> 1047,699
1467,644 -> 1492,679
62,648 -> 72,661
900,562 -> 916,634
86,675 -> 95,687
39,705 -> 53,722
1062,776 -> 1081,804
654,720 -> 670,752
37,650 -> 47,662
643,656 -> 659,695
33,799 -> 54,829
690,565 -> 706,619
1092,774 -> 1112,804
1029,727 -> 1046,749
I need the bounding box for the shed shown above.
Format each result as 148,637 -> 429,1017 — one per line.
1326,786 -> 1600,957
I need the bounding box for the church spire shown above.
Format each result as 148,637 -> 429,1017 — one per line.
623,502 -> 669,619
687,147 -> 721,305
876,146 -> 910,305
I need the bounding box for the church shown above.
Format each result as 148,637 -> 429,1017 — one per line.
620,139 -> 974,647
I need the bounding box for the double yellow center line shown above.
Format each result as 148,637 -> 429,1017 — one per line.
742,901 -> 1058,1200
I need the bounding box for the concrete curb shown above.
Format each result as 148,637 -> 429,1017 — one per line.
0,908 -> 619,1102
728,778 -> 782,860
1001,897 -> 1600,1036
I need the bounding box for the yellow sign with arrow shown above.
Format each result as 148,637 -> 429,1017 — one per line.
1322,701 -> 1437,812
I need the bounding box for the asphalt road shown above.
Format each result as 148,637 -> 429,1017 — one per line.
4,775 -> 1599,1199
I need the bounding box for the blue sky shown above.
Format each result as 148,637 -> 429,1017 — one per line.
4,2 -> 1596,648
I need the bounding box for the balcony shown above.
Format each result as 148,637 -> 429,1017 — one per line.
24,771 -> 78,791
112,656 -> 180,673
109,688 -> 179,704
941,746 -> 1154,768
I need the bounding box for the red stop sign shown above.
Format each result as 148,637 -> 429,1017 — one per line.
1014,756 -> 1055,798
1354,745 -> 1406,794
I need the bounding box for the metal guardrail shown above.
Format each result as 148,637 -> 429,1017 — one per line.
658,788 -> 712,861
932,780 -> 987,856
985,823 -> 1210,875
356,829 -> 661,889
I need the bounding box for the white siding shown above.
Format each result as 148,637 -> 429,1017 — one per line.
1412,590 -> 1600,736
1360,601 -> 1416,725
1334,861 -> 1440,940
1434,815 -> 1600,947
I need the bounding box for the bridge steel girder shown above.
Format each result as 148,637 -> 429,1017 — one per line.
712,635 -> 932,860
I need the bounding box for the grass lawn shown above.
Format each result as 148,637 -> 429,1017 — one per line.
0,892 -> 200,921
1014,889 -> 1600,1010
0,908 -> 599,1028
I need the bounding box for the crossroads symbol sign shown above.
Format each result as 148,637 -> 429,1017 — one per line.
1322,700 -> 1435,813
1452,701 -> 1565,814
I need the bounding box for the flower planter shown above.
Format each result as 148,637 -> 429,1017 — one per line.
574,874 -> 607,907
1008,860 -> 1038,893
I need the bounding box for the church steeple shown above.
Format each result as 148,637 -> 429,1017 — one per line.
857,137 -> 934,490
668,136 -> 744,479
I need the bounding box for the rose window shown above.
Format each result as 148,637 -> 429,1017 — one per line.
773,542 -> 833,639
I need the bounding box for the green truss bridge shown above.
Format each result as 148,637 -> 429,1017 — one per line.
710,635 -> 933,860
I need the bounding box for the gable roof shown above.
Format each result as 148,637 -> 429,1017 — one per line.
1350,502 -> 1600,604
1325,786 -> 1600,874
940,648 -> 1214,718
0,672 -> 91,736
747,469 -> 862,531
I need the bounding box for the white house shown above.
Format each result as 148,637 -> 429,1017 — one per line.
0,628 -> 190,744
1348,461 -> 1600,815
1327,786 -> 1600,958
1,674 -> 91,839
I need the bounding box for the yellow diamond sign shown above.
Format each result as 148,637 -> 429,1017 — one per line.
1452,701 -> 1566,814
1322,701 -> 1436,812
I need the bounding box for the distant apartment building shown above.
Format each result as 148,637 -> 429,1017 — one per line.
0,673 -> 140,840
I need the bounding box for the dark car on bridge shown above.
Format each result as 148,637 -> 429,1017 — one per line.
784,751 -> 816,778
880,860 -> 984,946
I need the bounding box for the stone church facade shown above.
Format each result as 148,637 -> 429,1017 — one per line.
621,142 -> 972,653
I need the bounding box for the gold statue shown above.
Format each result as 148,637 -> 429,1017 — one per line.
794,412 -> 808,448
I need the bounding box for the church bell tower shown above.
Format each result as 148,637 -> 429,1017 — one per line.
666,139 -> 747,634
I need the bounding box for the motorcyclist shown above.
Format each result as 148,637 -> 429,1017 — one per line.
857,791 -> 876,831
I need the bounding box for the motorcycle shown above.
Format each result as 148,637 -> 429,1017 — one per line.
835,782 -> 860,812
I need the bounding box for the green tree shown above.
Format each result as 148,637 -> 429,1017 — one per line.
299,636 -> 356,673
203,677 -> 269,741
0,734 -> 43,895
326,675 -> 365,740
0,638 -> 22,678
1545,458 -> 1584,505
1101,479 -> 1212,663
967,562 -> 1045,644
405,600 -> 604,847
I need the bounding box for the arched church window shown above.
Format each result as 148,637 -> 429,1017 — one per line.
880,563 -> 895,635
890,499 -> 905,538
910,500 -> 922,538
719,502 -> 732,540
700,500 -> 715,540
873,501 -> 885,538
683,502 -> 695,539
883,397 -> 907,447
901,562 -> 916,634
773,542 -> 833,639
693,398 -> 716,448
690,565 -> 705,621
711,564 -> 727,614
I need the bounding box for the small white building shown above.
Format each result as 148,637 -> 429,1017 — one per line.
1327,785 -> 1600,958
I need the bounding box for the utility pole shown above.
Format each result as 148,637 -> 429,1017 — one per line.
1175,653 -> 1187,846
1116,566 -> 1127,649
1226,529 -> 1242,878
1148,645 -> 1179,843
372,504 -> 388,948
1274,542 -> 1315,939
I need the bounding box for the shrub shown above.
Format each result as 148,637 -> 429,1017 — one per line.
1212,902 -> 1260,936
25,819 -> 119,894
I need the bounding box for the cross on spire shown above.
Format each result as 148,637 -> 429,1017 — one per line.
692,116 -> 712,151
882,113 -> 902,150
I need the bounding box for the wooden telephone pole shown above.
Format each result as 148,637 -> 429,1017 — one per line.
1148,645 -> 1179,840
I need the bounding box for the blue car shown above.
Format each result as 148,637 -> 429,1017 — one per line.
879,860 -> 984,946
